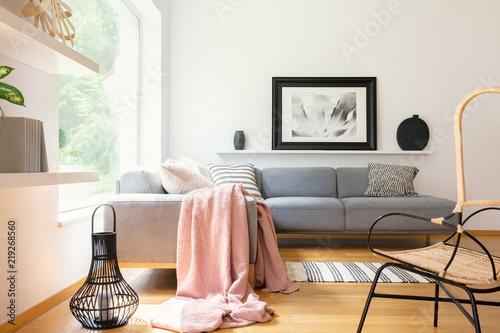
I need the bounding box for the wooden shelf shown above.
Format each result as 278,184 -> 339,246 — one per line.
0,7 -> 99,74
217,150 -> 433,155
0,172 -> 99,189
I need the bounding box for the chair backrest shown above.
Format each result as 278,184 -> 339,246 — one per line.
453,86 -> 500,213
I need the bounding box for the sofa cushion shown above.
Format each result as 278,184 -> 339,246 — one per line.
160,159 -> 215,194
261,167 -> 337,198
208,163 -> 264,201
264,197 -> 345,232
179,156 -> 214,183
119,166 -> 166,194
364,162 -> 419,197
336,167 -> 369,198
254,168 -> 262,193
341,195 -> 457,233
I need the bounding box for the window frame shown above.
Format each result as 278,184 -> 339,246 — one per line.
58,0 -> 162,216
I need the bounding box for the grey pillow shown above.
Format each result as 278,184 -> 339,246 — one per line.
364,162 -> 419,197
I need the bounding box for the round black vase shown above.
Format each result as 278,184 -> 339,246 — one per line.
396,115 -> 429,150
233,130 -> 245,150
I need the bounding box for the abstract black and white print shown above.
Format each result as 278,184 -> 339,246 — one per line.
272,77 -> 376,150
291,91 -> 357,138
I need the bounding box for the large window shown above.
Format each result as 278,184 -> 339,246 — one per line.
59,0 -> 140,211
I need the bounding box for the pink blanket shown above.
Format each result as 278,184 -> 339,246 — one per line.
150,184 -> 298,332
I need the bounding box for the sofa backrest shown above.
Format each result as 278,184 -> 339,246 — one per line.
261,167 -> 337,198
254,168 -> 262,193
117,166 -> 166,194
116,165 -> 369,198
336,167 -> 369,198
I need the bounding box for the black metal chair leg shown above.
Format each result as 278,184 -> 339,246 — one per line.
434,282 -> 439,327
459,284 -> 482,333
438,280 -> 482,332
356,289 -> 373,333
357,263 -> 388,332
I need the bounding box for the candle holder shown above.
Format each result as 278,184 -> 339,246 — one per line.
69,204 -> 139,329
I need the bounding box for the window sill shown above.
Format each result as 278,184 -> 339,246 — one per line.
58,194 -> 113,228
58,206 -> 100,228
0,172 -> 99,189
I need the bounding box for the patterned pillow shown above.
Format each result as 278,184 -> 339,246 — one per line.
364,162 -> 419,197
208,163 -> 264,201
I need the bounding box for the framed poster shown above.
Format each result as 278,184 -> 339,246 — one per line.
272,77 -> 376,150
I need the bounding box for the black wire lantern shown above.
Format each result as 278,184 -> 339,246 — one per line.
69,204 -> 139,329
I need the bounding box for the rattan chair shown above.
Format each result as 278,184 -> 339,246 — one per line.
357,86 -> 500,333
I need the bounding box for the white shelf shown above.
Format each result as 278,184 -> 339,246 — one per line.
0,172 -> 99,189
0,7 -> 99,74
217,150 -> 433,155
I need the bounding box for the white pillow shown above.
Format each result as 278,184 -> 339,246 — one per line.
180,156 -> 214,184
160,159 -> 214,194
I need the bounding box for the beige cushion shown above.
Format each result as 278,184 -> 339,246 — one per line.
160,159 -> 214,194
180,156 -> 214,184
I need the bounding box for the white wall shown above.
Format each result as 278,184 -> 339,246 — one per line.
167,0 -> 500,230
0,12 -> 90,328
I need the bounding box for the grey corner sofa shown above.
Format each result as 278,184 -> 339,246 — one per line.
103,165 -> 458,266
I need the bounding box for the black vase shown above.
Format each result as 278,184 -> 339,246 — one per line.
233,130 -> 245,150
396,115 -> 429,150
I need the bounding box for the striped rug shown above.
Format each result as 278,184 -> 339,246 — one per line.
286,262 -> 433,283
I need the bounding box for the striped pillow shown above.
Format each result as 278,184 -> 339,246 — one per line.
364,162 -> 419,197
208,163 -> 264,201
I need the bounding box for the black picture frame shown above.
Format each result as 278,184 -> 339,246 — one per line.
272,77 -> 377,150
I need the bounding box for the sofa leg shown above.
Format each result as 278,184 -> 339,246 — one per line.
248,264 -> 255,288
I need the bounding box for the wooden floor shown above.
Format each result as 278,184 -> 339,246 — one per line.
16,235 -> 500,333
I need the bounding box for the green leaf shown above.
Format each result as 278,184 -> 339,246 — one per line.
0,106 -> 5,126
0,66 -> 14,80
0,82 -> 25,106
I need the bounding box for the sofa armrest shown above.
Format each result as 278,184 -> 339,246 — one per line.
103,193 -> 258,265
115,179 -> 121,194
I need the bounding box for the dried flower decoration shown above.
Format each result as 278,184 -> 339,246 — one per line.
21,0 -> 75,47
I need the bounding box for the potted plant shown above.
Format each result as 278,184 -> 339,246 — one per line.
0,66 -> 25,126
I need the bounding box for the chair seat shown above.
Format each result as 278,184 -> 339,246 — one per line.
376,242 -> 500,285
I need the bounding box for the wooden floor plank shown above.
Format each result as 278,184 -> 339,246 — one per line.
15,235 -> 500,332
